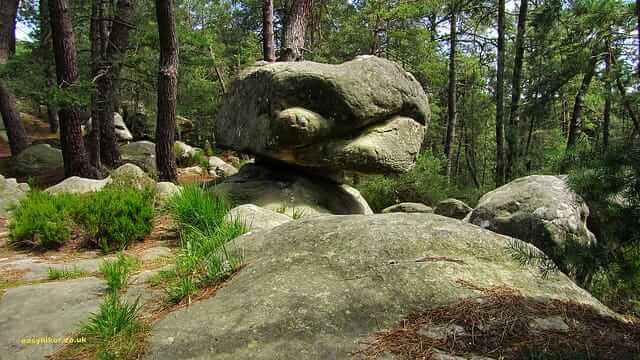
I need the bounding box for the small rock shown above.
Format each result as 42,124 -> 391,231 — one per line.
417,323 -> 467,340
45,176 -> 107,194
382,202 -> 433,214
107,163 -> 155,190
178,165 -> 206,177
155,182 -> 180,203
208,156 -> 238,178
528,316 -> 569,333
435,198 -> 473,220
0,175 -> 30,217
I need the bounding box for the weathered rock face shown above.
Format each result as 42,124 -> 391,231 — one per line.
215,56 -> 429,174
14,144 -> 63,176
45,176 -> 108,195
468,175 -> 596,255
224,204 -> 291,231
0,175 -> 29,217
382,202 -> 433,214
155,182 -> 180,203
208,156 -> 238,178
435,198 -> 473,220
84,113 -> 133,142
145,214 -> 612,360
120,141 -> 156,173
213,163 -> 373,217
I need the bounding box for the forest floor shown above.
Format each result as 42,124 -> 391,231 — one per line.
0,113 -> 57,158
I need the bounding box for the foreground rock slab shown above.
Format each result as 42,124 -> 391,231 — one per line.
145,213 -> 610,360
214,163 -> 373,216
0,277 -> 106,359
215,56 -> 429,174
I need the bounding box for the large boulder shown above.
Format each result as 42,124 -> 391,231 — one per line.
145,213 -> 614,360
215,56 -> 429,174
45,176 -> 107,195
14,144 -> 63,176
468,175 -> 596,256
120,141 -> 156,173
213,163 -> 373,217
435,198 -> 473,220
0,175 -> 29,217
84,113 -> 133,142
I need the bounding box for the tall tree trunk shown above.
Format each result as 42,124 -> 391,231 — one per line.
506,0 -> 528,180
49,0 -> 98,178
0,0 -> 28,156
444,9 -> 457,182
155,0 -> 178,182
637,0 -> 639,78
89,0 -> 103,168
98,0 -> 135,167
263,0 -> 276,62
495,0 -> 506,186
0,0 -> 18,61
39,0 -> 59,133
567,51 -> 598,150
280,0 -> 311,61
0,81 -> 28,155
603,45 -> 611,151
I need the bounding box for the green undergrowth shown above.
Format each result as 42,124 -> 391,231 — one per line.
161,184 -> 246,304
47,267 -> 88,281
8,187 -> 155,252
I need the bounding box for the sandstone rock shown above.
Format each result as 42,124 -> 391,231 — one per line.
144,214 -> 611,360
84,113 -> 133,142
435,198 -> 473,220
528,316 -> 569,333
0,175 -> 29,217
215,56 -> 429,174
120,141 -> 156,173
107,163 -> 155,190
0,277 -> 106,359
174,141 -> 200,163
468,175 -> 596,256
213,163 -> 373,216
14,144 -> 63,176
155,182 -> 179,203
382,202 -> 433,214
45,176 -> 107,194
225,204 -> 291,231
208,156 -> 238,178
177,165 -> 206,178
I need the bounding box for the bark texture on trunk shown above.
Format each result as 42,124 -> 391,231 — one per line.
0,81 -> 28,155
495,0 -> 506,186
567,51 -> 597,149
0,0 -> 18,62
39,0 -> 59,133
98,0 -> 135,167
89,0 -> 103,168
155,0 -> 178,182
444,9 -> 457,182
603,46 -> 611,151
263,0 -> 276,62
280,0 -> 311,61
506,0 -> 528,180
49,0 -> 98,178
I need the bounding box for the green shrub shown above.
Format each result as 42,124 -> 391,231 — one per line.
8,192 -> 80,249
76,189 -> 154,252
166,184 -> 229,234
47,266 -> 87,280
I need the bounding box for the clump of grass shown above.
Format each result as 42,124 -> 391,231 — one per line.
47,266 -> 87,280
100,253 -> 140,294
275,204 -> 305,219
78,293 -> 145,360
163,185 -> 246,304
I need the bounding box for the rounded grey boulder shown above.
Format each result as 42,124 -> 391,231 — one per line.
435,198 -> 473,219
0,174 -> 29,217
215,56 -> 429,174
14,144 -> 63,176
468,175 -> 596,255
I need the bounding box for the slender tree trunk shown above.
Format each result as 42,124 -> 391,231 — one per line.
567,51 -> 598,150
49,0 -> 98,178
0,81 -> 28,155
637,0 -> 639,77
98,0 -> 135,167
89,0 -> 103,168
506,0 -> 528,180
280,0 -> 311,61
39,0 -> 59,133
603,46 -> 611,151
155,0 -> 178,182
0,0 -> 18,62
263,0 -> 276,62
444,9 -> 457,182
495,0 -> 506,186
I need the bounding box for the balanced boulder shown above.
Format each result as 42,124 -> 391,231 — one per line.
213,163 -> 372,216
215,56 -> 429,174
468,175 -> 596,255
